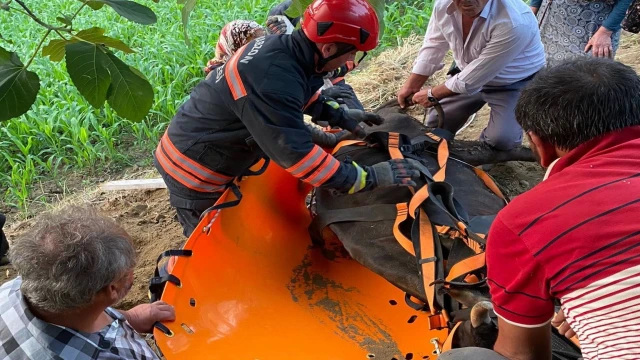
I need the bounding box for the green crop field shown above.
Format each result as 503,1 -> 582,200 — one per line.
0,0 -> 432,212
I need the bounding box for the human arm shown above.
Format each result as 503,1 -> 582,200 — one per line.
242,88 -> 396,193
494,319 -> 552,360
304,120 -> 355,148
586,0 -> 632,57
120,301 -> 175,334
602,0 -> 633,32
444,24 -> 534,95
305,95 -> 383,137
486,216 -> 555,360
529,0 -> 543,15
411,83 -> 458,108
398,9 -> 449,108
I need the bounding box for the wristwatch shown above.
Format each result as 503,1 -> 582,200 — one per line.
427,87 -> 439,104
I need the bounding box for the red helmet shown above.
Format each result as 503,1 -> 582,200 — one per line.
302,0 -> 380,52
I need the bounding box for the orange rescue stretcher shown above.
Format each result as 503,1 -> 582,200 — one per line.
152,158 -> 449,359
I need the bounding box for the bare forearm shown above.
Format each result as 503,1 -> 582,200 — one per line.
493,320 -> 552,360
432,83 -> 458,100
407,73 -> 430,89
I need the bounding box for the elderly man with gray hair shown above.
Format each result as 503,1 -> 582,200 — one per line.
0,206 -> 175,359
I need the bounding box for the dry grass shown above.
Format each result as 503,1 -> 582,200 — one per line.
347,34 -> 453,111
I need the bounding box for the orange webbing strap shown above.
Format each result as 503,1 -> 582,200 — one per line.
303,91 -> 322,111
473,167 -> 507,201
225,44 -> 249,100
393,203 -> 416,256
445,252 -> 485,283
331,76 -> 345,84
408,131 -> 451,216
462,237 -> 483,254
442,321 -> 463,352
426,132 -> 449,182
387,132 -> 404,160
418,209 -> 437,315
408,185 -> 428,218
331,140 -> 367,155
436,225 -> 451,234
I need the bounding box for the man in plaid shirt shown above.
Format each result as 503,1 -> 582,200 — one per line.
0,206 -> 175,359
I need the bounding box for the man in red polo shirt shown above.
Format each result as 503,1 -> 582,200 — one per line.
440,58 -> 640,359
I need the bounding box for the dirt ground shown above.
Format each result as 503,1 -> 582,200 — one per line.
2,32 -> 639,313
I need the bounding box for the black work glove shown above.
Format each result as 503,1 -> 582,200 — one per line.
266,16 -> 289,35
305,122 -> 355,148
329,107 -> 385,139
365,158 -> 421,190
321,86 -> 354,105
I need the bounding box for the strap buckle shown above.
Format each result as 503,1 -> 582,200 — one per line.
428,312 -> 449,330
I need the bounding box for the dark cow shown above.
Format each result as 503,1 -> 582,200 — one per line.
310,102 -> 581,358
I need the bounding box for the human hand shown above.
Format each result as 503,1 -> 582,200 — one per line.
585,27 -> 614,58
330,109 -> 384,139
346,109 -> 384,127
551,308 -> 576,339
123,301 -> 175,334
530,6 -> 539,15
367,158 -> 422,189
412,88 -> 438,108
397,84 -> 421,109
266,15 -> 291,35
321,86 -> 354,104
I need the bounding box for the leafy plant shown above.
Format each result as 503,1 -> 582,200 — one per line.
0,0 -> 432,213
0,0 -> 157,122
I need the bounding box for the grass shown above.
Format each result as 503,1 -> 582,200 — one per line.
0,0 -> 433,213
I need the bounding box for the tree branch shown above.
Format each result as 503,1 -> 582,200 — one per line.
54,29 -> 68,41
13,0 -> 72,32
25,29 -> 51,69
70,0 -> 89,21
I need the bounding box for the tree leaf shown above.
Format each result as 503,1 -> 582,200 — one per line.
102,51 -> 153,121
65,42 -> 111,108
0,33 -> 13,45
179,0 -> 197,45
284,0 -> 385,39
90,0 -> 157,25
0,47 -> 40,121
85,1 -> 105,10
76,27 -> 134,53
283,0 -> 309,19
42,39 -> 68,62
56,16 -> 73,27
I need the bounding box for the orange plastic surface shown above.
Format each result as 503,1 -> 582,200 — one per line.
154,161 -> 448,360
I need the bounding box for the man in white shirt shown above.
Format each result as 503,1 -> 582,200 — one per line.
397,0 -> 545,150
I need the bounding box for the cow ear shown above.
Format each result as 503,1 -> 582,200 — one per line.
470,301 -> 493,328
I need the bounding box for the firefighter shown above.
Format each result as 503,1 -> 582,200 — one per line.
155,0 -> 421,237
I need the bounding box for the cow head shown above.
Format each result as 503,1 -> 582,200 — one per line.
440,286 -> 498,349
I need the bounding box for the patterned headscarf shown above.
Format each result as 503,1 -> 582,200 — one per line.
204,20 -> 266,76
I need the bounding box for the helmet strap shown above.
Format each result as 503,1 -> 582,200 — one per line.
313,44 -> 356,73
